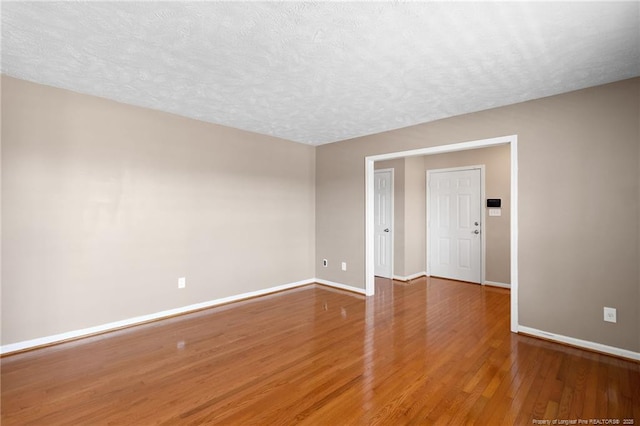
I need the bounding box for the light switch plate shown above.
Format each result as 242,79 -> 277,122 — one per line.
489,208 -> 501,217
604,307 -> 616,323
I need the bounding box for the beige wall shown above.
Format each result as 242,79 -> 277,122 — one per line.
317,78 -> 640,352
404,156 -> 426,277
1,76 -> 316,345
2,75 -> 639,354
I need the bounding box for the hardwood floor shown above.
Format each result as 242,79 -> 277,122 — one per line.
2,277 -> 639,425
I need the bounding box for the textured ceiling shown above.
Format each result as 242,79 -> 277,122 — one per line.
2,2 -> 639,145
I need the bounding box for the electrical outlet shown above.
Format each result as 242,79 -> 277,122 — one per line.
341,262 -> 347,271
322,259 -> 328,267
603,307 -> 616,323
178,277 -> 186,289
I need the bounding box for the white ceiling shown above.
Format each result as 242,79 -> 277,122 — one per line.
2,2 -> 639,146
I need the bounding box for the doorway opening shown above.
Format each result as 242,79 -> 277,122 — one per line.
365,135 -> 518,332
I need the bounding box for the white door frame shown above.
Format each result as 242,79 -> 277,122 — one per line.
374,168 -> 394,279
426,165 -> 485,283
365,134 -> 519,333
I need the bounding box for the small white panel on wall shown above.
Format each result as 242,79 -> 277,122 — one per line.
489,208 -> 502,216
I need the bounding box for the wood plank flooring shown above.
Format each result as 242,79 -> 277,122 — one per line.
2,277 -> 639,425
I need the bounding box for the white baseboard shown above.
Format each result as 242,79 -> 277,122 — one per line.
0,278 -> 315,356
6,281 -> 637,363
483,280 -> 511,289
393,271 -> 427,282
518,325 -> 640,361
314,278 -> 367,295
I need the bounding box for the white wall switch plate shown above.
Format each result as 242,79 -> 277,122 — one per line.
178,277 -> 186,289
489,208 -> 501,217
603,307 -> 616,323
341,262 -> 347,271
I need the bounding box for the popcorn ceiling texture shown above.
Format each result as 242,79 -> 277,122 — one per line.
2,2 -> 638,145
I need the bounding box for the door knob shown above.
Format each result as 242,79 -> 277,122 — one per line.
473,229 -> 480,234
384,228 -> 390,232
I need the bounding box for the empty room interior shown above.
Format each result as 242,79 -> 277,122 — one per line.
1,2 -> 639,424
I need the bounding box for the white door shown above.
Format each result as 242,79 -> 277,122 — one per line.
428,168 -> 482,283
374,170 -> 393,278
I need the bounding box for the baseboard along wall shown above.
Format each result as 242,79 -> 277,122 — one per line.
392,272 -> 427,282
0,278 -> 365,356
313,279 -> 367,295
3,279 -> 638,363
483,280 -> 511,289
518,325 -> 640,362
